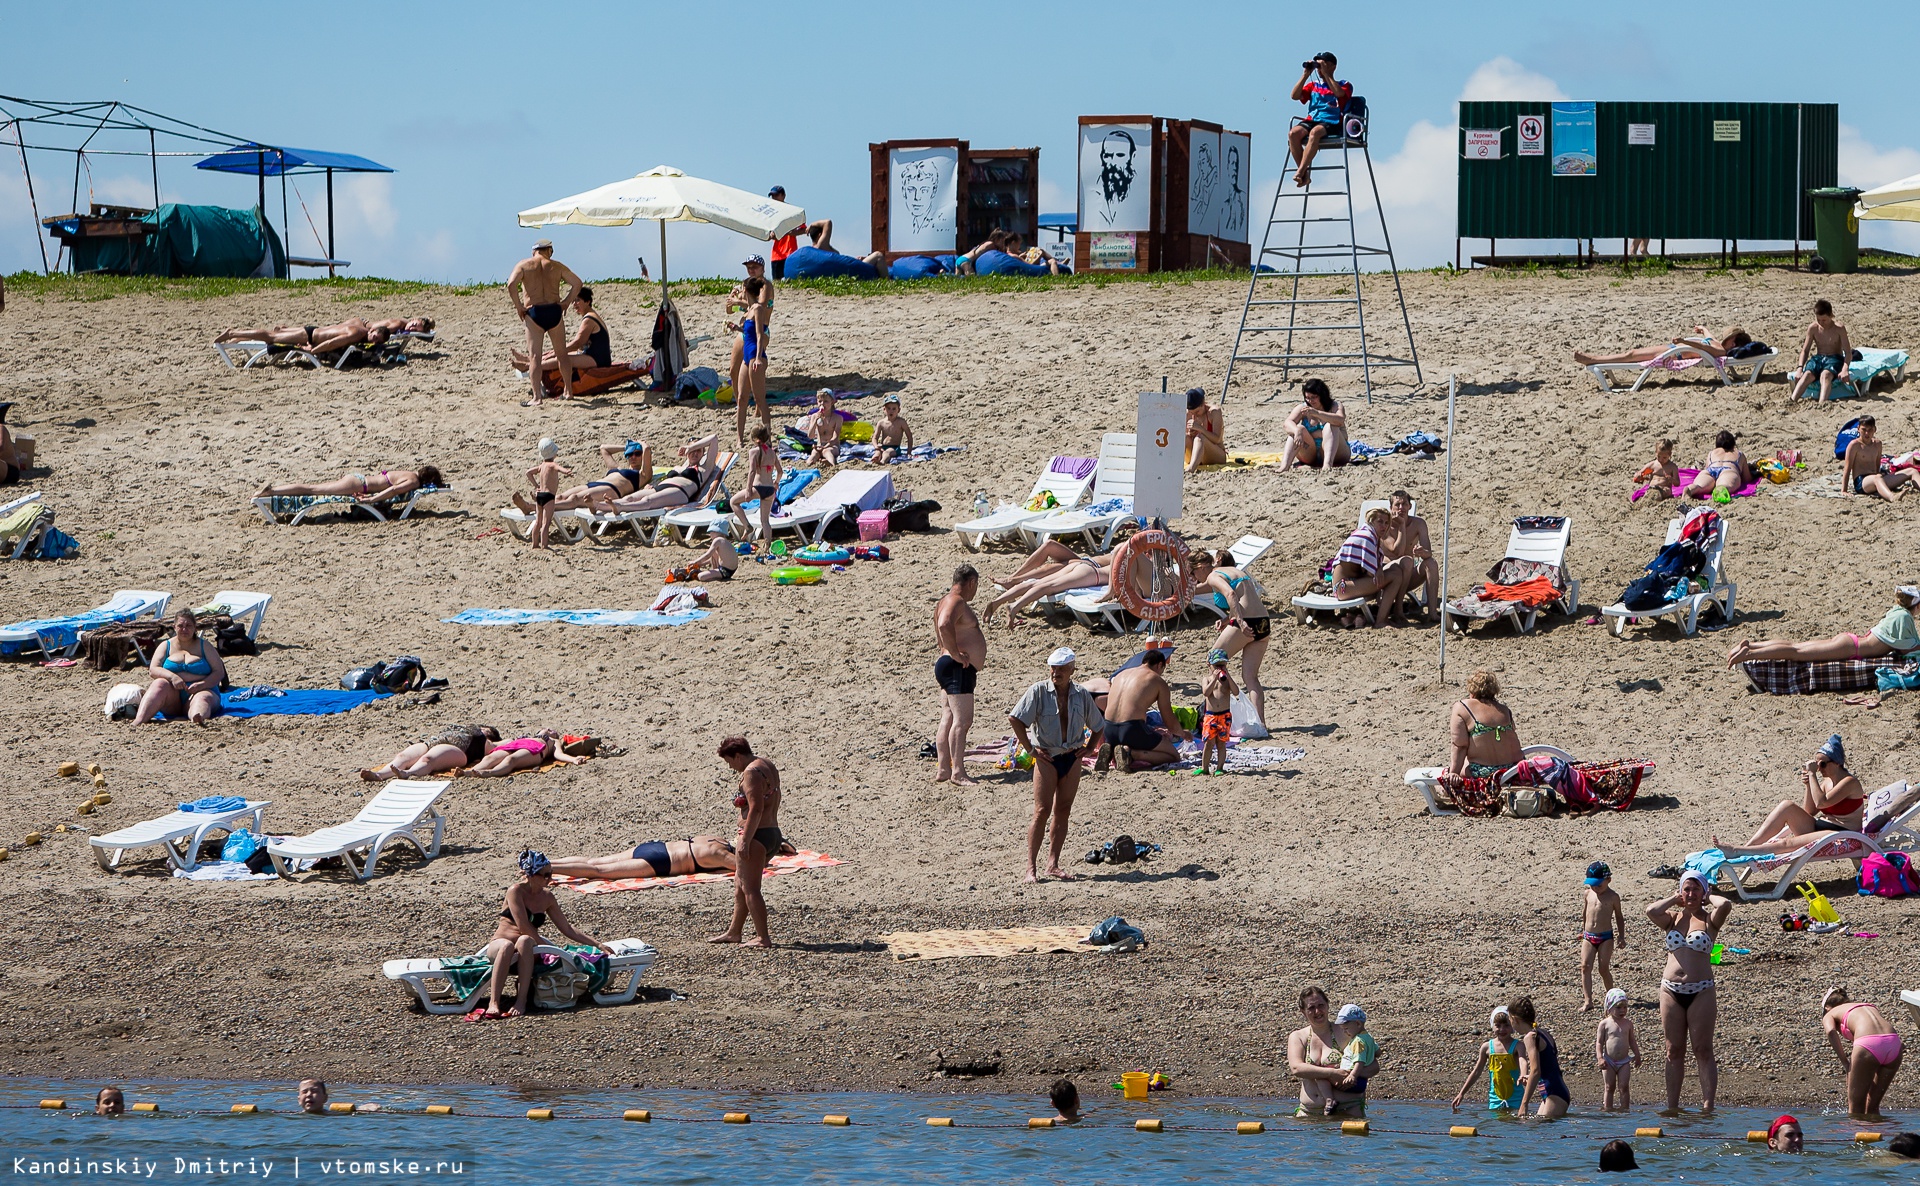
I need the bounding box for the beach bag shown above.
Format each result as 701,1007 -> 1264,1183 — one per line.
1620,574 -> 1669,611
341,666 -> 377,691
883,497 -> 939,533
1858,852 -> 1920,898
1228,693 -> 1269,739
33,525 -> 78,559
104,682 -> 143,719
370,655 -> 427,692
1505,785 -> 1553,818
530,968 -> 590,1010
1836,418 -> 1860,460
221,829 -> 260,862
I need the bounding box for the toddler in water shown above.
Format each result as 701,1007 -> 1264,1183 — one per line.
1578,861 -> 1627,1010
1594,988 -> 1641,1111
1632,438 -> 1678,501
1332,1003 -> 1378,1105
524,438 -> 573,551
1196,648 -> 1238,776
1451,1005 -> 1528,1113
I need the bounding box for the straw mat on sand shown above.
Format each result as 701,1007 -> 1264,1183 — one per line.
555,850 -> 843,894
882,925 -> 1090,961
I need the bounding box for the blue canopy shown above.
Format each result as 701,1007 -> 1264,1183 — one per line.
194,143 -> 392,176
1038,213 -> 1078,230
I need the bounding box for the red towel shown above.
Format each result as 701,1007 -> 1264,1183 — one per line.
1478,575 -> 1563,607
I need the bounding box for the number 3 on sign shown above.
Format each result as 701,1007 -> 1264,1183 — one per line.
1155,428 -> 1169,448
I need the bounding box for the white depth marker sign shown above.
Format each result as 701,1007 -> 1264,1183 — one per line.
1133,390 -> 1186,522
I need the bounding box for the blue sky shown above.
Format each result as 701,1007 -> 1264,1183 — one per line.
4,0 -> 1918,282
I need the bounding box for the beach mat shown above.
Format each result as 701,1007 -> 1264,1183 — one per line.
881,925 -> 1091,962
162,688 -> 388,719
445,607 -> 707,627
1198,449 -> 1289,472
554,849 -> 842,894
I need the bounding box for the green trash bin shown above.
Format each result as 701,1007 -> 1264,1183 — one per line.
1808,187 -> 1863,274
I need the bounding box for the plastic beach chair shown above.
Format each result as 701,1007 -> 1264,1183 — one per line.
193,590 -> 274,642
1583,342 -> 1774,394
1020,434 -> 1137,552
253,486 -> 448,526
383,938 -> 659,1015
264,779 -> 448,881
1600,516 -> 1734,638
573,452 -> 737,546
90,800 -> 271,872
759,470 -> 895,544
1709,782 -> 1920,901
1440,516 -> 1580,636
953,456 -> 1098,551
0,493 -> 50,560
1291,500 -> 1426,625
0,588 -> 170,658
1061,534 -> 1275,633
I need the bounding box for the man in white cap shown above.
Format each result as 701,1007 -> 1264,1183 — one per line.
507,239 -> 585,405
1007,647 -> 1104,882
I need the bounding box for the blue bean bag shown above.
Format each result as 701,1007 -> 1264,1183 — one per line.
974,248 -> 1052,277
785,245 -> 880,281
888,254 -> 948,280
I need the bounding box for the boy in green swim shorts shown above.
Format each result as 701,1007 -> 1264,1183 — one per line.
1790,298 -> 1853,403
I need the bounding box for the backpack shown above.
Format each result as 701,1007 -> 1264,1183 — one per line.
1645,539 -> 1703,580
883,497 -> 940,533
1620,574 -> 1671,611
1859,852 -> 1920,897
371,655 -> 427,692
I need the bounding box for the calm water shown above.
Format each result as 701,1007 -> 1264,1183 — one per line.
1,1078 -> 1901,1184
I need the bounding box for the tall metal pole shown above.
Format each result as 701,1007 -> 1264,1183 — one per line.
279,155 -> 288,279
658,219 -> 668,307
10,122 -> 50,274
1438,374 -> 1457,682
326,168 -> 335,277
148,129 -> 159,208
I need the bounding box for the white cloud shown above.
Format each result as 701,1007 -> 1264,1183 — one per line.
1840,123 -> 1920,255
1457,57 -> 1569,103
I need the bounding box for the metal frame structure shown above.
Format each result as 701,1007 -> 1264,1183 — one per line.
1221,98 -> 1420,405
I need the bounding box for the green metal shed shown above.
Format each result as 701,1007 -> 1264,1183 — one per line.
1456,101 -> 1837,262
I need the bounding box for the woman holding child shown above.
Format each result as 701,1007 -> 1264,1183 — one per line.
1285,986 -> 1369,1118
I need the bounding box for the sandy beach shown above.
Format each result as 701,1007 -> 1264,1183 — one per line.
1,263 -> 1917,1110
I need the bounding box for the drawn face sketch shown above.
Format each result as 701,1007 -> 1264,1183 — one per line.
1190,142 -> 1217,207
1221,145 -> 1246,236
1099,130 -> 1137,223
899,159 -> 942,233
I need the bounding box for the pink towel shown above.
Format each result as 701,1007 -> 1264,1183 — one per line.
553,849 -> 844,894
1671,467 -> 1759,499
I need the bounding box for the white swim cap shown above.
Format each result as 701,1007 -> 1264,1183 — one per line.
537,438 -> 558,460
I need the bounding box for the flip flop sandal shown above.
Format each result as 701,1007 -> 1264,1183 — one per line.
1647,864 -> 1683,880
463,1007 -> 495,1023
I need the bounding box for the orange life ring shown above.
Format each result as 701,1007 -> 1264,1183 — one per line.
1111,529 -> 1193,622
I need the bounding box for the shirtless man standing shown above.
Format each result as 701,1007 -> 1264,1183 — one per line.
1380,489 -> 1437,618
1790,298 -> 1853,402
1095,649 -> 1188,772
508,240 -> 583,406
214,318 -> 382,354
711,736 -> 782,949
935,565 -> 985,785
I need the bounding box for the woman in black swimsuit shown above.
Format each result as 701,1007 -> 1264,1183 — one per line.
511,287 -> 614,382
359,724 -> 501,781
547,834 -> 791,880
469,850 -> 611,1022
607,434 -> 721,512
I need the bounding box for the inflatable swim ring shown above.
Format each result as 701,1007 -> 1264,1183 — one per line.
770,567 -> 823,585
1110,529 -> 1193,622
795,546 -> 852,566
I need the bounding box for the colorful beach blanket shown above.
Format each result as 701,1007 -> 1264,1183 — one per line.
264,494 -> 358,517
883,925 -> 1092,962
1741,658 -> 1890,696
445,608 -> 707,627
554,849 -> 843,894
1635,467 -> 1761,501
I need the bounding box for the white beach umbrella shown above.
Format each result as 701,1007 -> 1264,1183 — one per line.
517,165 -> 807,300
1855,172 -> 1920,223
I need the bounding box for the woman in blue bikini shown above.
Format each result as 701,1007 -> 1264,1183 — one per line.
730,277 -> 771,446
132,609 -> 228,724
1684,431 -> 1751,499
1282,378 -> 1349,471
1448,670 -> 1524,778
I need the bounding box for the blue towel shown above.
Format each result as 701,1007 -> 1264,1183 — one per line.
783,245 -> 880,281
217,689 -> 387,718
1683,848 -> 1728,879
445,608 -> 708,627
740,468 -> 819,512
0,606 -> 139,655
179,795 -> 248,814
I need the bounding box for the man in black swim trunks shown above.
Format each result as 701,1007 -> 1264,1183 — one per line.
1009,647 -> 1104,882
1096,649 -> 1188,773
711,736 -> 782,949
507,239 -> 584,406
934,564 -> 985,786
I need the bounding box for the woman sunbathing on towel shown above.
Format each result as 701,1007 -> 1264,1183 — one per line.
256,465 -> 444,501
1574,326 -> 1751,366
547,834 -> 795,880
360,724 -> 502,781
468,850 -> 611,1021
602,434 -> 722,513
1448,669 -> 1524,778
132,609 -> 228,725
1684,431 -> 1752,499
465,729 -> 585,777
1709,734 -> 1865,857
1727,586 -> 1920,669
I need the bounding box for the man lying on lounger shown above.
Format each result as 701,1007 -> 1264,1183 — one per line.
214,318 -> 389,354
546,834 -> 796,880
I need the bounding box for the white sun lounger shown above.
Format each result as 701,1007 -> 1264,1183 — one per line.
0,588 -> 171,658
1020,434 -> 1137,552
194,590 -> 274,641
1291,500 -> 1425,625
1404,744 -> 1576,817
383,937 -> 659,1014
759,469 -> 895,544
953,457 -> 1099,551
254,485 -> 448,525
214,340 -> 321,370
1709,782 -> 1920,901
1600,515 -> 1734,637
90,800 -> 271,872
265,779 -> 448,881
1585,342 -> 1779,394
570,452 -> 737,546
1062,534 -> 1276,633
1441,517 -> 1580,636
0,493 -> 50,561
660,467 -> 816,547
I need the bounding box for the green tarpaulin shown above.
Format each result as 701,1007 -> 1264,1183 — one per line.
69,203 -> 286,278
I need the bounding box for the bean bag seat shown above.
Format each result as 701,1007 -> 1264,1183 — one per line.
974,248 -> 1054,277
785,246 -> 879,281
888,255 -> 948,280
